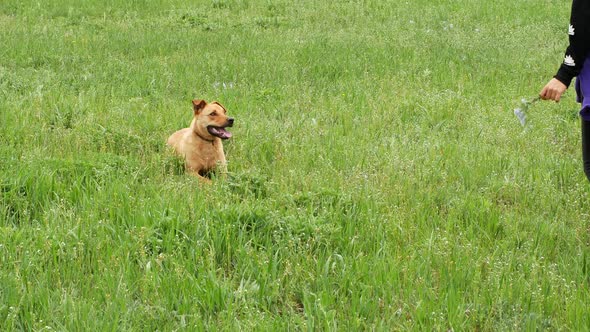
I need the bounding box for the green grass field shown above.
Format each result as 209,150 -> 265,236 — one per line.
1,0 -> 590,330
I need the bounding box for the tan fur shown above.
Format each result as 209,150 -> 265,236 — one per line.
167,99 -> 234,181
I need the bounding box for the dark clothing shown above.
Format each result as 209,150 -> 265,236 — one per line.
557,1 -> 590,181
577,56 -> 590,119
578,57 -> 590,180
554,0 -> 590,87
581,118 -> 590,181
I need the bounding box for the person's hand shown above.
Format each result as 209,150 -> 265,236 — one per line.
539,78 -> 567,102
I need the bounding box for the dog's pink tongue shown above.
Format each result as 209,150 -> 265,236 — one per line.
220,130 -> 232,139
209,127 -> 232,139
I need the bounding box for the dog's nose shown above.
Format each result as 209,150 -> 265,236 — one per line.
227,117 -> 234,127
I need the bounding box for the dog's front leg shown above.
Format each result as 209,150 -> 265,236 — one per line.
216,147 -> 228,177
216,162 -> 229,178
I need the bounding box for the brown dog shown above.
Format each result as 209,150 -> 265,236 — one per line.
167,99 -> 234,180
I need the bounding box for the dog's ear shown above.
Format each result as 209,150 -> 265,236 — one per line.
192,99 -> 207,115
211,101 -> 227,112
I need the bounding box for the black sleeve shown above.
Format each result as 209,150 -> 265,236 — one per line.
554,0 -> 590,87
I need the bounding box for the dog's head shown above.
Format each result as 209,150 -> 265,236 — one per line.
191,99 -> 234,140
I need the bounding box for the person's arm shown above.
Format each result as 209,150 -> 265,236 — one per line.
554,0 -> 590,87
540,0 -> 590,101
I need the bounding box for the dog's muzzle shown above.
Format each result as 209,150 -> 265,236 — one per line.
207,118 -> 234,140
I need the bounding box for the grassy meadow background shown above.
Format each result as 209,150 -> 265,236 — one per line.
1,0 -> 590,330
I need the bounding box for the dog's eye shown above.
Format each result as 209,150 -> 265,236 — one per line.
209,112 -> 217,116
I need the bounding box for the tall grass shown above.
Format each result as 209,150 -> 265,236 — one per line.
1,0 -> 589,330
